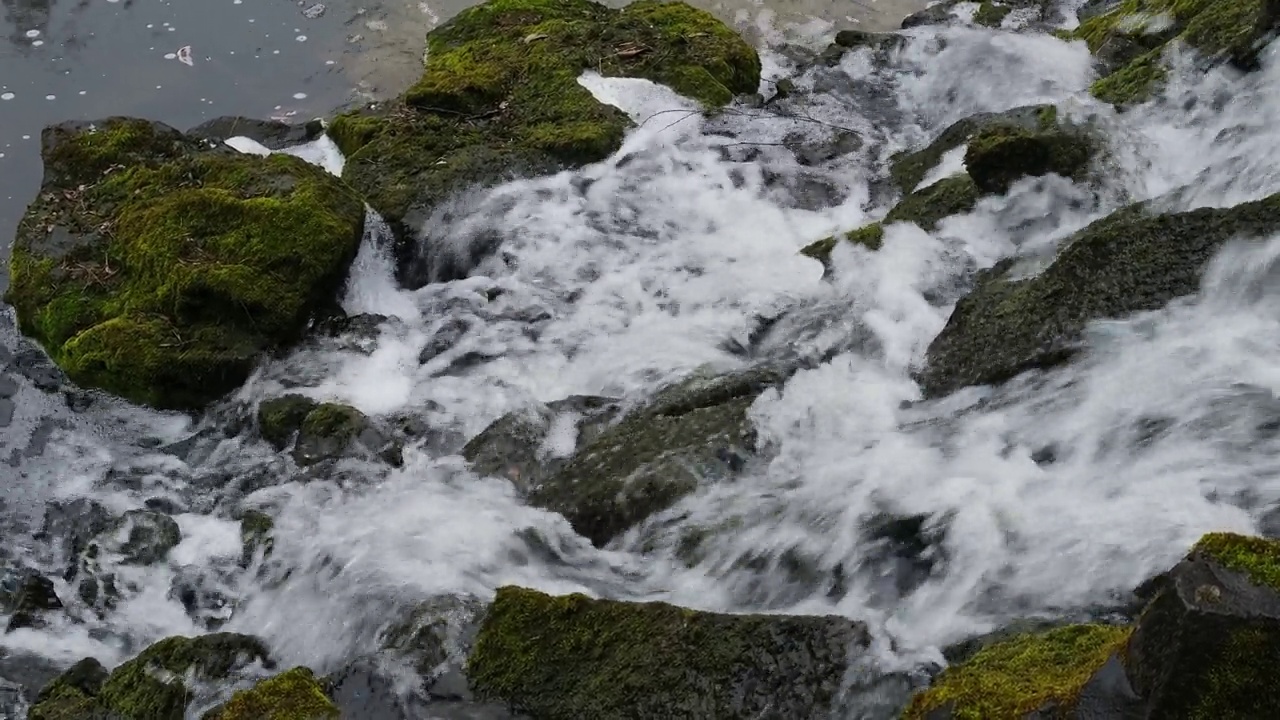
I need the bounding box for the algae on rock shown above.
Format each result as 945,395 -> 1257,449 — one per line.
210,667 -> 338,720
332,0 -> 761,288
5,118 -> 366,410
466,585 -> 867,719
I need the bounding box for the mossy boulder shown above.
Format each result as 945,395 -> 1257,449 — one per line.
257,394 -> 319,450
4,118 -> 366,410
901,624 -> 1134,719
884,174 -> 983,230
1124,532 -> 1280,717
332,0 -> 761,289
468,367 -> 778,546
1073,0 -> 1280,105
107,509 -> 181,566
291,402 -> 402,467
918,192 -> 1280,398
888,105 -> 1065,195
800,223 -> 884,271
29,634 -> 272,720
209,667 -> 337,720
466,585 -> 867,719
963,123 -> 1097,194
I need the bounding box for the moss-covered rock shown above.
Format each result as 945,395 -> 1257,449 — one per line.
1073,0 -> 1280,105
466,585 -> 867,719
211,667 -> 337,720
257,395 -> 319,450
902,624 -> 1132,719
1123,532 -> 1280,718
99,634 -> 272,719
291,402 -> 400,467
800,223 -> 884,270
884,174 -> 983,230
28,659 -> 110,720
888,105 -> 1060,195
334,0 -> 761,288
238,510 -> 274,568
107,510 -> 181,566
4,118 -> 366,410
30,634 -> 273,720
522,367 -> 776,546
975,1 -> 1014,26
963,123 -> 1097,194
918,192 -> 1280,397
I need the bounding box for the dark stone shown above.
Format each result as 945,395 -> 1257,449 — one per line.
0,566 -> 63,631
110,510 -> 182,565
919,194 -> 1280,397
185,116 -> 325,150
37,498 -> 114,567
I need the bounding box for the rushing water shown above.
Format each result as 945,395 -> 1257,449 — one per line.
7,0 -> 1280,716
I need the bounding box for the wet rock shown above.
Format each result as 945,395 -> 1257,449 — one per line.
964,114 -> 1099,194
29,633 -> 273,720
0,565 -> 63,631
888,104 -> 1061,194
884,173 -> 982,230
330,0 -> 761,289
1125,532 -> 1280,716
466,585 -> 868,719
257,394 -> 319,450
106,510 -> 182,566
919,193 -> 1280,397
238,510 -> 274,567
4,117 -> 366,410
902,623 -> 1136,719
800,224 -> 885,273
36,498 -> 114,571
484,367 -> 777,547
185,116 -> 325,150
418,318 -> 472,365
292,403 -> 402,468
168,567 -> 235,630
462,395 -> 622,496
857,511 -> 950,603
379,595 -> 487,693
206,666 -> 337,720
1073,0 -> 1280,104
9,346 -> 66,392
0,651 -> 62,711
783,129 -> 864,166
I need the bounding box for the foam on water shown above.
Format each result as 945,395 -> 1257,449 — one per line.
11,8 -> 1280,713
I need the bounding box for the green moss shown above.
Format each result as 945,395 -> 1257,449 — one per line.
902,624 -> 1132,719
1076,0 -> 1275,106
963,124 -> 1096,194
340,0 -> 760,237
213,667 -> 338,720
1192,532 -> 1280,591
1185,626 -> 1280,719
6,119 -> 365,410
300,403 -> 365,443
885,174 -> 981,230
1090,49 -> 1168,105
466,585 -> 859,719
29,658 -> 109,720
258,395 -> 319,449
800,223 -> 884,266
98,633 -> 272,720
974,1 -> 1012,27
239,510 -> 275,567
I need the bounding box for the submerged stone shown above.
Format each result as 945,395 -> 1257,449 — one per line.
108,510 -> 182,566
4,118 -> 366,410
466,586 -> 867,719
331,0 -> 761,289
919,192 -> 1280,397
0,566 -> 63,632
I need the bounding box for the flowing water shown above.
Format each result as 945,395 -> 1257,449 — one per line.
7,0 -> 1280,716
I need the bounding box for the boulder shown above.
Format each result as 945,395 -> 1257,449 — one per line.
257,394 -> 320,450
257,396 -> 402,467
963,118 -> 1097,194
108,509 -> 181,566
206,667 -> 338,720
0,565 -> 63,631
465,586 -> 867,719
29,633 -> 272,720
4,118 -> 366,410
903,532 -> 1280,718
1072,0 -> 1280,105
465,367 -> 778,546
329,0 -> 761,289
185,116 -> 325,151
918,192 -> 1280,398
238,509 -> 274,568
800,223 -> 884,272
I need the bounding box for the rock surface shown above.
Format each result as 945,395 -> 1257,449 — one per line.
904,532 -> 1280,718
465,585 -> 867,719
919,192 -> 1280,398
4,117 -> 366,410
330,0 -> 762,289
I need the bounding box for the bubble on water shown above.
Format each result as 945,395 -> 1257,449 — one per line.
32,40 -> 44,47
45,94 -> 55,100
293,92 -> 307,100
1,93 -> 14,100
297,35 -> 307,42
273,49 -> 281,55
325,60 -> 334,65
25,29 -> 40,38
78,90 -> 86,95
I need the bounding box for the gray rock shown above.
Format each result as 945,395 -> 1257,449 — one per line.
186,116 -> 325,150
